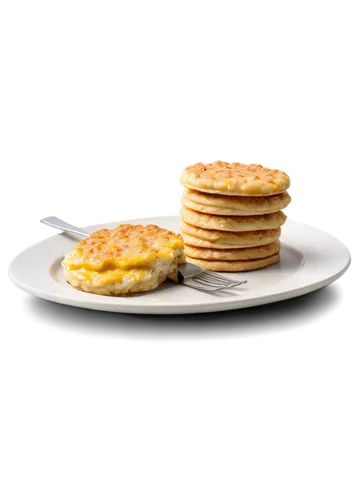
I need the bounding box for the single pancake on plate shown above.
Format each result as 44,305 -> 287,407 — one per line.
180,206 -> 286,232
186,253 -> 280,272
180,161 -> 290,196
181,188 -> 291,215
181,221 -> 281,248
62,224 -> 185,296
184,241 -> 280,261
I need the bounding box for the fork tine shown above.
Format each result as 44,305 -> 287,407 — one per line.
203,272 -> 245,285
192,275 -> 222,285
200,273 -> 229,283
205,276 -> 234,285
182,274 -> 247,292
182,281 -> 246,292
194,273 -> 243,286
193,273 -> 229,284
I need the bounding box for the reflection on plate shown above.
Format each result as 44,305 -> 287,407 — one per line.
21,283 -> 344,343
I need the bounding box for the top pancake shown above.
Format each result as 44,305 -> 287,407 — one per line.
62,224 -> 184,272
180,161 -> 290,196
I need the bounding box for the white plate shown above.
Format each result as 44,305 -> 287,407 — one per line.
9,216 -> 350,315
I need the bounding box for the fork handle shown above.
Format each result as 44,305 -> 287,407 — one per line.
40,216 -> 90,238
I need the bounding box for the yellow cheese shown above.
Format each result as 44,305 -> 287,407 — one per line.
71,268 -> 149,286
62,223 -> 185,288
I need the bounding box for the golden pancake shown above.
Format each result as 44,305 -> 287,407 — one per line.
186,253 -> 280,271
180,161 -> 290,196
182,233 -> 280,249
182,188 -> 291,215
62,224 -> 185,296
184,241 -> 280,261
180,206 -> 286,232
181,221 -> 281,248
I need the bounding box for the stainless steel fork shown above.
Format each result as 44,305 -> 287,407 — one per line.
177,264 -> 247,292
41,216 -> 90,238
40,216 -> 247,293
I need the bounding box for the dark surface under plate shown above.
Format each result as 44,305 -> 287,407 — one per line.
19,282 -> 344,343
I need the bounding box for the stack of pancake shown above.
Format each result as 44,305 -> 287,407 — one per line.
179,161 -> 291,271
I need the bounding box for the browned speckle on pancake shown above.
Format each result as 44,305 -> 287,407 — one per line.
180,161 -> 290,196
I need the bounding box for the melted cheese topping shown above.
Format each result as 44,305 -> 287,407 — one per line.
62,224 -> 184,272
68,267 -> 150,287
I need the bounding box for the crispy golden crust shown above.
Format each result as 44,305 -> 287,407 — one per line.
180,161 -> 290,196
182,189 -> 291,215
63,224 -> 184,271
184,241 -> 280,261
180,206 -> 286,232
186,253 -> 280,271
62,224 -> 185,295
180,221 -> 281,248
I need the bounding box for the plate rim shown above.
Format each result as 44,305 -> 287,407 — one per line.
8,217 -> 351,315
